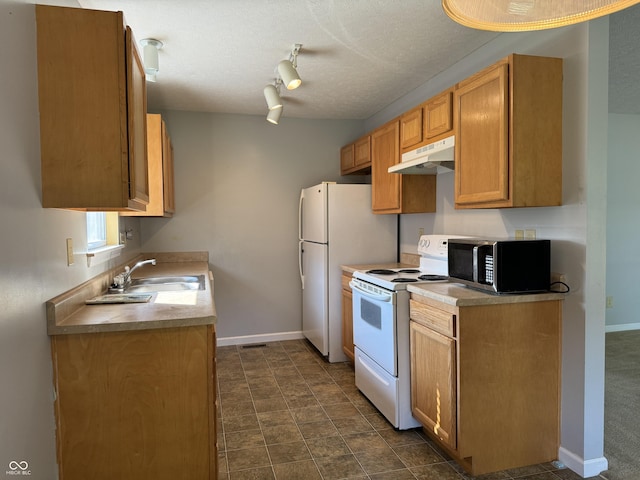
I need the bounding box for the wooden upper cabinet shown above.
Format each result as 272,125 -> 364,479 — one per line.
454,54 -> 563,209
424,88 -> 453,139
372,121 -> 402,212
121,114 -> 175,217
340,143 -> 355,174
371,120 -> 436,214
400,106 -> 423,150
340,135 -> 371,175
36,5 -> 149,211
162,122 -> 176,214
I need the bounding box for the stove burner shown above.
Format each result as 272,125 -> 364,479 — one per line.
392,278 -> 418,283
366,269 -> 396,275
397,269 -> 421,274
418,275 -> 448,281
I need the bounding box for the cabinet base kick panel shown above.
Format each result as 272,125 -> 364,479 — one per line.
354,347 -> 420,430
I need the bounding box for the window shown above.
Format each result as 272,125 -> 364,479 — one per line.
86,212 -> 120,251
87,212 -> 107,250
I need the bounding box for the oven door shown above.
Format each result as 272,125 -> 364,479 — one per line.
350,279 -> 397,376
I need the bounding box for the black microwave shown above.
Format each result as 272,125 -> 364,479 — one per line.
447,239 -> 551,294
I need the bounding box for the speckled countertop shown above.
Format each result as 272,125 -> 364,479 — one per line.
342,260 -> 566,306
46,253 -> 216,335
407,282 -> 566,307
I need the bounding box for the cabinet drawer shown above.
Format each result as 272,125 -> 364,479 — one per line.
410,300 -> 455,338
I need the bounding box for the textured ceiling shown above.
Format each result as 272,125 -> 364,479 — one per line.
78,0 -> 499,119
77,0 -> 638,119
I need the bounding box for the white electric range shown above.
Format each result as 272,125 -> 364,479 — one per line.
349,234 -> 467,429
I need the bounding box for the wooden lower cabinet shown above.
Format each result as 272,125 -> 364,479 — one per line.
50,325 -> 218,480
410,294 -> 561,476
341,272 -> 354,361
410,320 -> 456,451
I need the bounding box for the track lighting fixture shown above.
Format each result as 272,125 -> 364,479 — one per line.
278,44 -> 302,90
264,79 -> 283,110
266,106 -> 283,125
262,44 -> 302,125
140,38 -> 163,82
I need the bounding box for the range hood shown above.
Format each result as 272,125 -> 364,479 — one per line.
388,135 -> 455,175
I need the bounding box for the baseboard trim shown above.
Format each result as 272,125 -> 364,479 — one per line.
605,322 -> 640,332
217,331 -> 305,347
558,447 -> 608,478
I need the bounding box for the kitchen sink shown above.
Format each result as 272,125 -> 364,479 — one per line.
125,275 -> 206,293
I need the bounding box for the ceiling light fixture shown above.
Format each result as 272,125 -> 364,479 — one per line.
263,44 -> 303,125
140,38 -> 163,82
278,44 -> 302,90
264,79 -> 283,110
441,0 -> 640,31
266,106 -> 283,125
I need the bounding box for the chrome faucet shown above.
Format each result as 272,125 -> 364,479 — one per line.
122,259 -> 156,285
110,259 -> 156,292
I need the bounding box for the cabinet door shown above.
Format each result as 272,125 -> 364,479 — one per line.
354,135 -> 371,170
400,106 -> 423,149
162,121 -> 176,214
410,320 -> 457,451
454,63 -> 509,206
425,89 -> 453,139
125,26 -> 149,209
340,143 -> 355,174
341,275 -> 354,362
51,327 -> 214,480
371,121 -> 401,213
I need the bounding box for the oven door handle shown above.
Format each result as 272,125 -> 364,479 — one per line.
349,281 -> 393,303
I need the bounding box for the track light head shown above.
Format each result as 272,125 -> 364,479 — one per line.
266,106 -> 283,125
263,83 -> 283,110
278,60 -> 301,90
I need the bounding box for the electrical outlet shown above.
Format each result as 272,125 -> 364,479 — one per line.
515,229 -> 524,240
418,228 -> 425,237
550,272 -> 566,283
524,229 -> 537,240
606,296 -> 614,308
66,238 -> 74,266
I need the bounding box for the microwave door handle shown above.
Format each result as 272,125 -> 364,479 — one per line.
349,281 -> 393,303
472,246 -> 479,283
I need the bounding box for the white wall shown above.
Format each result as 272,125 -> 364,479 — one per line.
0,2 -> 143,477
606,114 -> 640,331
139,112 -> 363,340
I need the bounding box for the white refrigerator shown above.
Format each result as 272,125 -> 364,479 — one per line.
298,182 -> 397,362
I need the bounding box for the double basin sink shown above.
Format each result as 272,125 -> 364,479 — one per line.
125,275 -> 206,293
91,275 -> 206,304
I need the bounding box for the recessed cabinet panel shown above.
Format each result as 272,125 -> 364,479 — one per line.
425,89 -> 453,139
455,64 -> 509,205
372,121 -> 402,212
121,114 -> 175,217
400,107 -> 423,149
410,320 -> 457,450
126,26 -> 149,208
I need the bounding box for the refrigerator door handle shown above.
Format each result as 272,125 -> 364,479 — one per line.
298,190 -> 304,241
298,240 -> 305,289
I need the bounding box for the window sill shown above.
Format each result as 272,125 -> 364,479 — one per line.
85,244 -> 125,267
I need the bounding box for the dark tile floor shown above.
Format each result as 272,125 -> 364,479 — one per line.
216,339 -> 600,480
